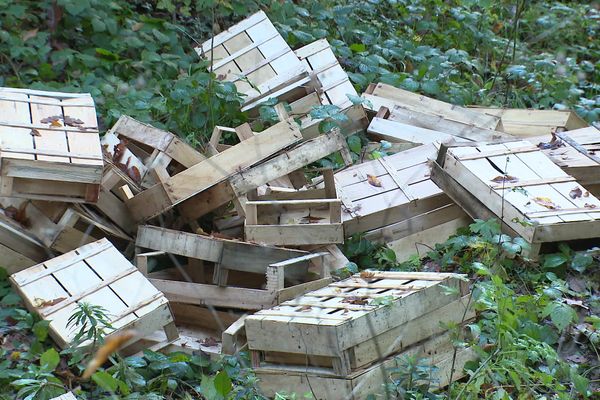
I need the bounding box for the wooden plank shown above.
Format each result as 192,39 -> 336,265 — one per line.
126,120 -> 302,221
367,117 -> 466,144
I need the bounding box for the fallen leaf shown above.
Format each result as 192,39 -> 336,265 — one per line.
22,28 -> 39,42
297,305 -> 312,312
199,337 -> 219,347
40,115 -> 62,124
63,115 -> 84,126
537,132 -> 564,150
565,298 -> 588,309
567,276 -> 587,292
127,166 -> 141,183
360,271 -> 375,280
569,187 -> 582,199
131,22 -> 144,31
195,227 -> 208,235
342,296 -> 370,305
300,214 -> 325,224
33,297 -> 66,308
583,191 -> 590,198
50,119 -> 63,127
30,129 -> 41,137
533,196 -> 559,210
367,174 -> 382,187
565,354 -> 588,364
113,139 -> 128,164
584,203 -> 597,209
490,175 -> 519,184
83,330 -> 137,379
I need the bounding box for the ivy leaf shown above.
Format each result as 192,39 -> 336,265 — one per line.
542,253 -> 568,269
570,252 -> 593,273
318,119 -> 339,133
214,370 -> 232,397
347,135 -> 362,153
469,219 -> 500,240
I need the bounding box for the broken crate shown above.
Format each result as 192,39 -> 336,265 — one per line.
0,88 -> 103,202
10,238 -> 177,349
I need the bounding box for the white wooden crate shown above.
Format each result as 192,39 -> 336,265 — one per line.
10,238 -> 176,349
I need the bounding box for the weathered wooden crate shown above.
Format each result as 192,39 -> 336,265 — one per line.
136,225 -> 332,310
527,127 -> 600,189
10,238 -> 177,349
254,330 -> 476,400
362,83 -> 511,141
177,129 -> 349,221
196,11 -> 307,108
432,140 -> 600,257
125,119 -> 302,222
246,272 -> 472,375
336,143 -> 458,237
0,205 -> 51,274
102,115 -> 205,189
245,170 -> 344,246
469,106 -> 588,137
0,88 -> 103,202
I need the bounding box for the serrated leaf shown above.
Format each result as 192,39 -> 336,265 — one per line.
542,302 -> 576,331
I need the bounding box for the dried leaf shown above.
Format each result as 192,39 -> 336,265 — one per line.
131,22 -> 144,31
127,166 -> 141,183
583,191 -> 590,198
199,337 -> 219,347
367,174 -> 382,187
113,139 -> 128,164
21,28 -> 39,42
33,297 -> 66,308
537,133 -> 564,150
360,270 -> 375,280
301,214 -> 325,224
490,175 -> 519,184
565,298 -> 588,309
82,330 -> 137,379
50,119 -> 63,127
533,196 -> 559,210
30,129 -> 41,137
342,296 -> 370,305
297,305 -> 312,312
40,115 -> 62,124
569,187 -> 582,199
63,115 -> 84,126
584,203 -> 597,209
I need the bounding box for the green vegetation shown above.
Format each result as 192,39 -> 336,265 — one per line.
0,0 -> 599,398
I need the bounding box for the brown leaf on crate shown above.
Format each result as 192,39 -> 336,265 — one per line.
490,175 -> 519,184
40,115 -> 62,124
113,139 -> 128,164
584,203 -> 597,209
199,337 -> 219,347
127,166 -> 141,183
63,115 -> 84,126
532,196 -> 559,210
367,174 -> 382,187
50,119 -> 63,127
360,270 -> 376,280
537,132 -> 564,150
33,297 -> 66,308
82,330 -> 137,379
297,305 -> 312,312
21,28 -> 39,42
30,129 -> 41,137
342,296 -> 370,305
569,187 -> 582,199
301,214 -> 325,224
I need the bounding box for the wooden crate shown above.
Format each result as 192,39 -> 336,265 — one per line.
254,331 -> 476,400
244,170 -> 344,246
0,88 -> 103,202
527,127 -> 600,188
469,106 -> 588,137
136,225 -> 332,310
0,207 -> 51,275
177,129 -> 349,221
9,238 -> 177,349
196,11 -> 307,108
124,119 -> 302,222
432,140 -> 600,256
362,83 -> 511,141
246,272 -> 472,375
102,115 -> 205,188
336,143 -> 456,236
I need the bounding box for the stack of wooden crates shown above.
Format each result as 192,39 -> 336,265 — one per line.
245,271 -> 476,399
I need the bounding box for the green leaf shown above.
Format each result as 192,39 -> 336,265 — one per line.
32,320 -> 51,342
318,119 -> 339,133
570,252 -> 593,273
40,348 -> 60,371
347,135 -> 362,154
542,253 -> 568,269
542,302 -> 576,332
571,371 -> 590,396
214,370 -> 232,397
350,43 -> 366,53
92,371 -> 120,392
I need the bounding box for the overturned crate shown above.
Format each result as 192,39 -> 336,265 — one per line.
245,170 -> 344,246
102,115 -> 205,188
196,11 -> 307,108
0,88 -> 103,202
362,83 -> 510,141
246,272 -> 475,399
469,107 -> 589,137
9,238 -> 177,349
431,140 -> 600,257
136,225 -> 332,310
